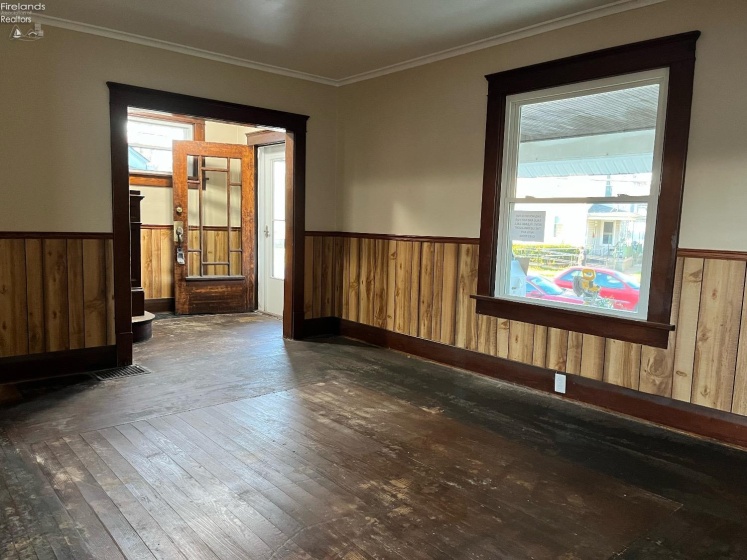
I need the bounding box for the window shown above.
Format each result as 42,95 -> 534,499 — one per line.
128,116 -> 193,173
602,222 -> 614,245
474,32 -> 700,348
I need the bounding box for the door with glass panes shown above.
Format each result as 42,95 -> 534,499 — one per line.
172,140 -> 255,314
258,144 -> 286,317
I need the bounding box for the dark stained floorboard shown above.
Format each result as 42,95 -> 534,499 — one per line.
1,313 -> 747,557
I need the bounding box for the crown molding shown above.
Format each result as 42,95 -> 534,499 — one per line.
337,0 -> 668,85
31,14 -> 339,86
34,0 -> 667,88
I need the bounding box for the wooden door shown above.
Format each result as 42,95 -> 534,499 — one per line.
172,141 -> 255,314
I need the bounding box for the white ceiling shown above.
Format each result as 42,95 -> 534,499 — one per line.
41,0 -> 663,83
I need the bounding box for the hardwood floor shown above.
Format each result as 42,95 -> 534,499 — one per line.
2,313 -> 747,558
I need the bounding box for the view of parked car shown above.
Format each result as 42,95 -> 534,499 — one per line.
525,275 -> 584,305
552,266 -> 640,310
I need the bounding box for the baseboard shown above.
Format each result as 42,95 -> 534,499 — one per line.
0,346 -> 118,384
299,316 -> 341,338
145,297 -> 174,313
300,316 -> 747,448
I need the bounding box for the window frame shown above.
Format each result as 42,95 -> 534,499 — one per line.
473,32 -> 700,349
127,110 -> 206,185
494,68 -> 668,322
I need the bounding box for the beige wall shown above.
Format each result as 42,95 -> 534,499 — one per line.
2,1 -> 745,250
204,121 -> 260,144
0,27 -> 338,233
336,0 -> 747,251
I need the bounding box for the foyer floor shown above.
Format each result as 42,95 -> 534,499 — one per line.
1,313 -> 747,559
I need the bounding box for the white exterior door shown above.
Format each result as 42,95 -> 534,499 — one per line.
257,144 -> 286,317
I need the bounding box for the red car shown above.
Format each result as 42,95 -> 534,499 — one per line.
525,275 -> 584,305
552,266 -> 640,311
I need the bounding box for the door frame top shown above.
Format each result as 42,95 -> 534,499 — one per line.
108,82 -> 309,365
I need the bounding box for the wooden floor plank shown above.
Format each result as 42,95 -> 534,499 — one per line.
1,444 -> 89,560
63,434 -> 187,560
129,420 -> 286,552
100,425 -> 259,560
30,442 -> 126,560
81,430 -> 220,560
114,423 -> 273,560
45,438 -> 154,560
293,381 -> 678,557
0,471 -> 25,560
220,399 -> 474,559
179,410 -> 325,527
144,416 -> 303,545
150,414 -> 307,538
238,391 -> 595,558
0,448 -> 55,560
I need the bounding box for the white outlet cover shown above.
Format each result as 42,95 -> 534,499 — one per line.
554,372 -> 567,394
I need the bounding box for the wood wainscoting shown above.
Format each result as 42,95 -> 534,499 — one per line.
304,232 -> 747,426
0,233 -> 116,379
141,225 -> 174,307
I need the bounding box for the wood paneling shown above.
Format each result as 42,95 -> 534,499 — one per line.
0,239 -> 28,357
67,239 -> 85,350
305,233 -> 747,418
0,235 -> 114,361
141,227 -> 175,299
83,239 -> 109,348
25,239 -> 45,353
691,259 -> 746,411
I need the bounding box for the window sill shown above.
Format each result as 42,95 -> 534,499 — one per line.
129,171 -> 173,188
471,295 -> 673,348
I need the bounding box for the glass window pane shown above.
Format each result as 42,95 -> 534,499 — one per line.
229,158 -> 241,185
127,118 -> 193,173
127,119 -> 192,148
129,147 -> 174,173
273,220 -> 285,279
203,171 -> 228,227
188,189 -> 200,226
514,83 -> 660,198
503,202 -> 646,313
272,160 -> 285,221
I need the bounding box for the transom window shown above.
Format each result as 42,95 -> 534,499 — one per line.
494,69 -> 668,320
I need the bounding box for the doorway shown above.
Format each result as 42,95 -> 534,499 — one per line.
258,144 -> 286,317
108,83 -> 309,365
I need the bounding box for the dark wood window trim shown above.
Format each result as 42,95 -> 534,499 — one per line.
109,82 -> 309,365
474,31 -> 700,349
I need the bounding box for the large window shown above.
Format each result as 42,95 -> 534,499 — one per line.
475,32 -> 699,348
495,69 -> 667,320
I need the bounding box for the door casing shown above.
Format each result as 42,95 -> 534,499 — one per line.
107,82 -> 309,365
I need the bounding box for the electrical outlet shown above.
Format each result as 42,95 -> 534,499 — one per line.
554,372 -> 567,394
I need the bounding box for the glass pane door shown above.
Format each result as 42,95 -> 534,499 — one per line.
272,159 -> 286,279
186,155 -> 244,278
